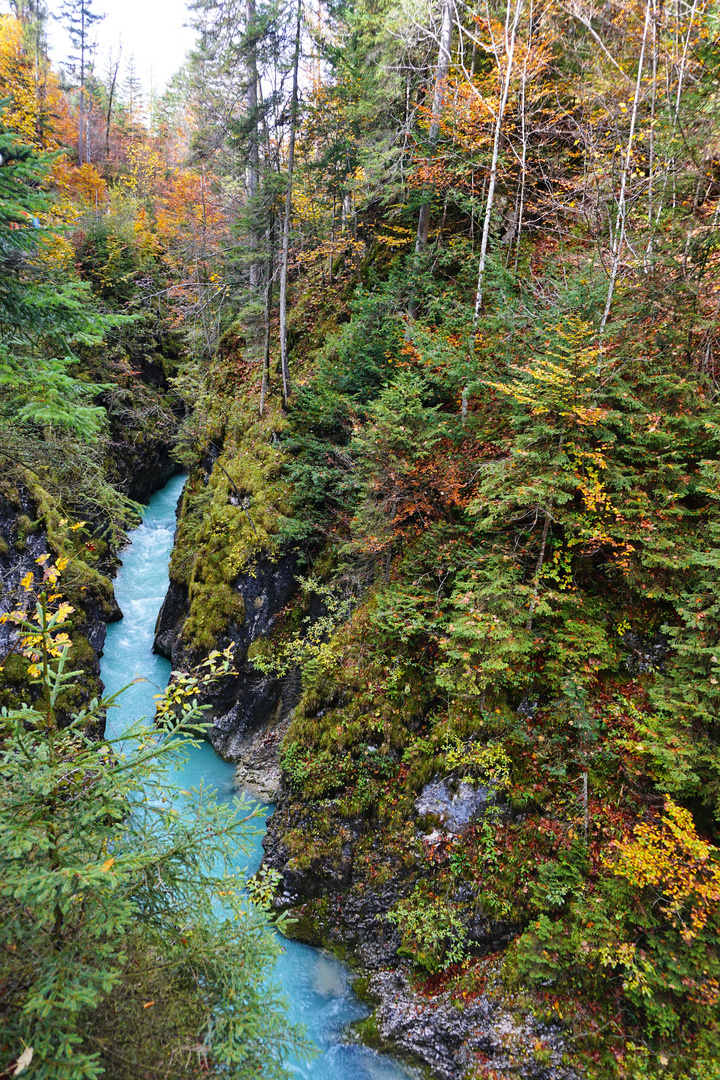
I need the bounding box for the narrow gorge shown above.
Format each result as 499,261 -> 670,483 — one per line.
3,0 -> 720,1076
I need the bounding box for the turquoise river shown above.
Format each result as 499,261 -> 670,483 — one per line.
100,473 -> 415,1080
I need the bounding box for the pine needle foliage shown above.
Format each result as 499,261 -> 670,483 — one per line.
0,114 -> 121,440
0,565 -> 306,1079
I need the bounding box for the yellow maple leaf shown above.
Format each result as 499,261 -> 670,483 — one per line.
55,602 -> 75,624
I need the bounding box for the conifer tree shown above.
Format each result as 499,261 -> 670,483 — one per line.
0,116 -> 112,438
59,0 -> 103,164
0,565 -> 306,1078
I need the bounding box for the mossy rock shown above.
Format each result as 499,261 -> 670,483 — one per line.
351,1013 -> 383,1049
14,514 -> 34,553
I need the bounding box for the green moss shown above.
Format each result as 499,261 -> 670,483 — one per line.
351,976 -> 380,1007
283,823 -> 343,869
182,580 -> 245,652
351,1014 -> 382,1049
0,476 -> 121,716
0,653 -> 33,713
167,367 -> 293,650
281,908 -> 327,948
280,898 -> 355,965
350,1013 -> 437,1079
14,514 -> 33,552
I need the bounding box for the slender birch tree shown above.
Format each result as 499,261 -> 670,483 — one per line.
473,0 -> 524,322
599,0 -> 652,334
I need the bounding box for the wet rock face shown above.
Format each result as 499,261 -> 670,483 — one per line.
0,489 -> 52,656
209,666 -> 299,759
259,780 -> 557,1079
261,797 -> 407,966
208,551 -> 302,758
233,707 -> 293,800
260,788 -> 574,1080
415,779 -> 500,832
370,969 -> 576,1080
0,489 -> 119,730
112,441 -> 180,505
235,551 -> 299,643
153,580 -> 189,660
154,551 -> 302,761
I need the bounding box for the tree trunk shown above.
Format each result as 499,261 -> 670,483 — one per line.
526,507 -> 551,633
246,0 -> 261,289
78,2 -> 86,165
105,50 -> 121,160
473,0 -> 524,323
514,0 -> 532,274
415,0 -> 454,254
599,0 -> 652,336
645,0 -> 658,270
279,0 -> 301,409
260,216 -> 275,417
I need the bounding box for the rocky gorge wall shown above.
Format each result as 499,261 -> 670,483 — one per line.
133,380 -> 581,1078
0,331 -> 183,726
154,548 -> 302,764
259,779 -> 575,1080
148,507 -> 578,1078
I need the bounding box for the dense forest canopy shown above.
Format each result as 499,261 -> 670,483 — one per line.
3,0 -> 720,1075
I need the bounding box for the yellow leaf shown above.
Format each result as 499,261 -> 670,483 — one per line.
101,857 -> 115,872
56,602 -> 74,623
20,572 -> 33,591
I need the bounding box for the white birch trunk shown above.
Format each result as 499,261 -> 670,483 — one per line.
599,0 -> 652,334
473,0 -> 524,323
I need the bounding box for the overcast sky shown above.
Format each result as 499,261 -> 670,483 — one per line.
2,0 -> 197,94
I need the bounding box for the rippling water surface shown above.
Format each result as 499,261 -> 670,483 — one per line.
100,474 -> 415,1080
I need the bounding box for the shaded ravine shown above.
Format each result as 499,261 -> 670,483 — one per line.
100,473 -> 416,1080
